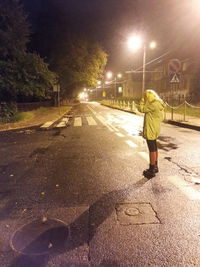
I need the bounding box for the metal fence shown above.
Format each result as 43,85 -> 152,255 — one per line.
164,101 -> 200,122
101,99 -> 200,123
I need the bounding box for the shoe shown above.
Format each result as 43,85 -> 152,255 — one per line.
143,164 -> 159,175
143,165 -> 157,179
155,164 -> 159,173
155,160 -> 159,173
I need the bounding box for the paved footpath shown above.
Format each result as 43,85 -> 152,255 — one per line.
101,103 -> 200,132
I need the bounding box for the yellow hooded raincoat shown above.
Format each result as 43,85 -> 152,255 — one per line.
138,90 -> 165,140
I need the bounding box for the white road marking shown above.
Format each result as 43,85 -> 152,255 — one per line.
41,121 -> 54,128
86,116 -> 97,126
138,151 -> 149,162
125,140 -> 138,148
88,105 -> 119,132
116,132 -> 125,137
61,118 -> 69,123
96,115 -> 114,132
87,105 -> 97,115
87,106 -> 114,132
108,123 -> 119,132
168,175 -> 200,200
74,117 -> 82,127
56,121 -> 66,128
131,136 -> 146,147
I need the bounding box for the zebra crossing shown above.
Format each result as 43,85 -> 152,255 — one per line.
40,115 -> 98,129
74,117 -> 82,127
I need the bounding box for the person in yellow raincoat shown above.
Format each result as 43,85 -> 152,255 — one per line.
138,89 -> 165,178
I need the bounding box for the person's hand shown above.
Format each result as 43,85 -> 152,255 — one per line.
140,98 -> 145,104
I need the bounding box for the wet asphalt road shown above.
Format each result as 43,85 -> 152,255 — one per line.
0,102 -> 200,267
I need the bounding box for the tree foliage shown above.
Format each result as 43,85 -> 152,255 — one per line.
0,53 -> 57,102
0,0 -> 57,103
25,0 -> 108,97
0,0 -> 29,60
52,37 -> 107,96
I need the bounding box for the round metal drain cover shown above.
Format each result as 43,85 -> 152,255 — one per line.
125,207 -> 140,216
10,218 -> 69,255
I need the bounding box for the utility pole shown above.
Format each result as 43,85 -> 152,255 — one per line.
142,44 -> 146,97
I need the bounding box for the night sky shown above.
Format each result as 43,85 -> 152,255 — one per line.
23,0 -> 200,72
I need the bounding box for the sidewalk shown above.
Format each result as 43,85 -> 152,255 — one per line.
101,103 -> 200,131
165,112 -> 200,131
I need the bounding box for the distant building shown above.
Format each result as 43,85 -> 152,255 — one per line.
123,54 -> 200,103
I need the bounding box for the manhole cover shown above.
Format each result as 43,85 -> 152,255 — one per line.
125,207 -> 140,216
116,203 -> 160,225
10,218 -> 69,255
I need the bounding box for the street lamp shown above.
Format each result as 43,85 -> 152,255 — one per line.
106,71 -> 113,79
127,36 -> 143,51
128,35 -> 157,96
117,73 -> 122,79
149,41 -> 157,49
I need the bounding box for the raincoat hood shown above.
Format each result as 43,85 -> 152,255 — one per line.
144,89 -> 162,103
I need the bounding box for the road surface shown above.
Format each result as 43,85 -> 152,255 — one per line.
0,102 -> 200,266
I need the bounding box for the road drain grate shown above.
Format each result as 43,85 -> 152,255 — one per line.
10,218 -> 69,255
116,203 -> 160,225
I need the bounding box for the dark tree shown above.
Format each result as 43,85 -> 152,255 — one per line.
0,0 -> 57,121
0,0 -> 29,60
23,0 -> 108,96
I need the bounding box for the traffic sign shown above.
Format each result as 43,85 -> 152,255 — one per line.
170,73 -> 180,83
53,84 -> 60,92
168,59 -> 181,74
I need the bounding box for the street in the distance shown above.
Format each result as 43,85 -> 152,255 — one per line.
0,102 -> 200,266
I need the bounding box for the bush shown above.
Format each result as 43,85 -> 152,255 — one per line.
0,102 -> 18,123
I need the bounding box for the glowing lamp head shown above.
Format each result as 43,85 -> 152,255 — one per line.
128,36 -> 143,51
149,41 -> 157,49
106,71 -> 113,79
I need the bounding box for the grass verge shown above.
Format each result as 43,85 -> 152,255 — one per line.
164,105 -> 200,118
0,106 -> 72,131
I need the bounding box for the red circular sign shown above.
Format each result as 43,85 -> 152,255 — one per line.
168,59 -> 181,74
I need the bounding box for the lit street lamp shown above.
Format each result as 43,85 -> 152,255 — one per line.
106,71 -> 113,80
128,35 -> 157,96
117,73 -> 122,79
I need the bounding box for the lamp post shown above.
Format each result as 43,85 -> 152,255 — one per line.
128,36 -> 156,96
142,44 -> 146,96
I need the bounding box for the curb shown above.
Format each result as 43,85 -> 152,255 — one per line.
166,120 -> 200,132
40,106 -> 73,130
